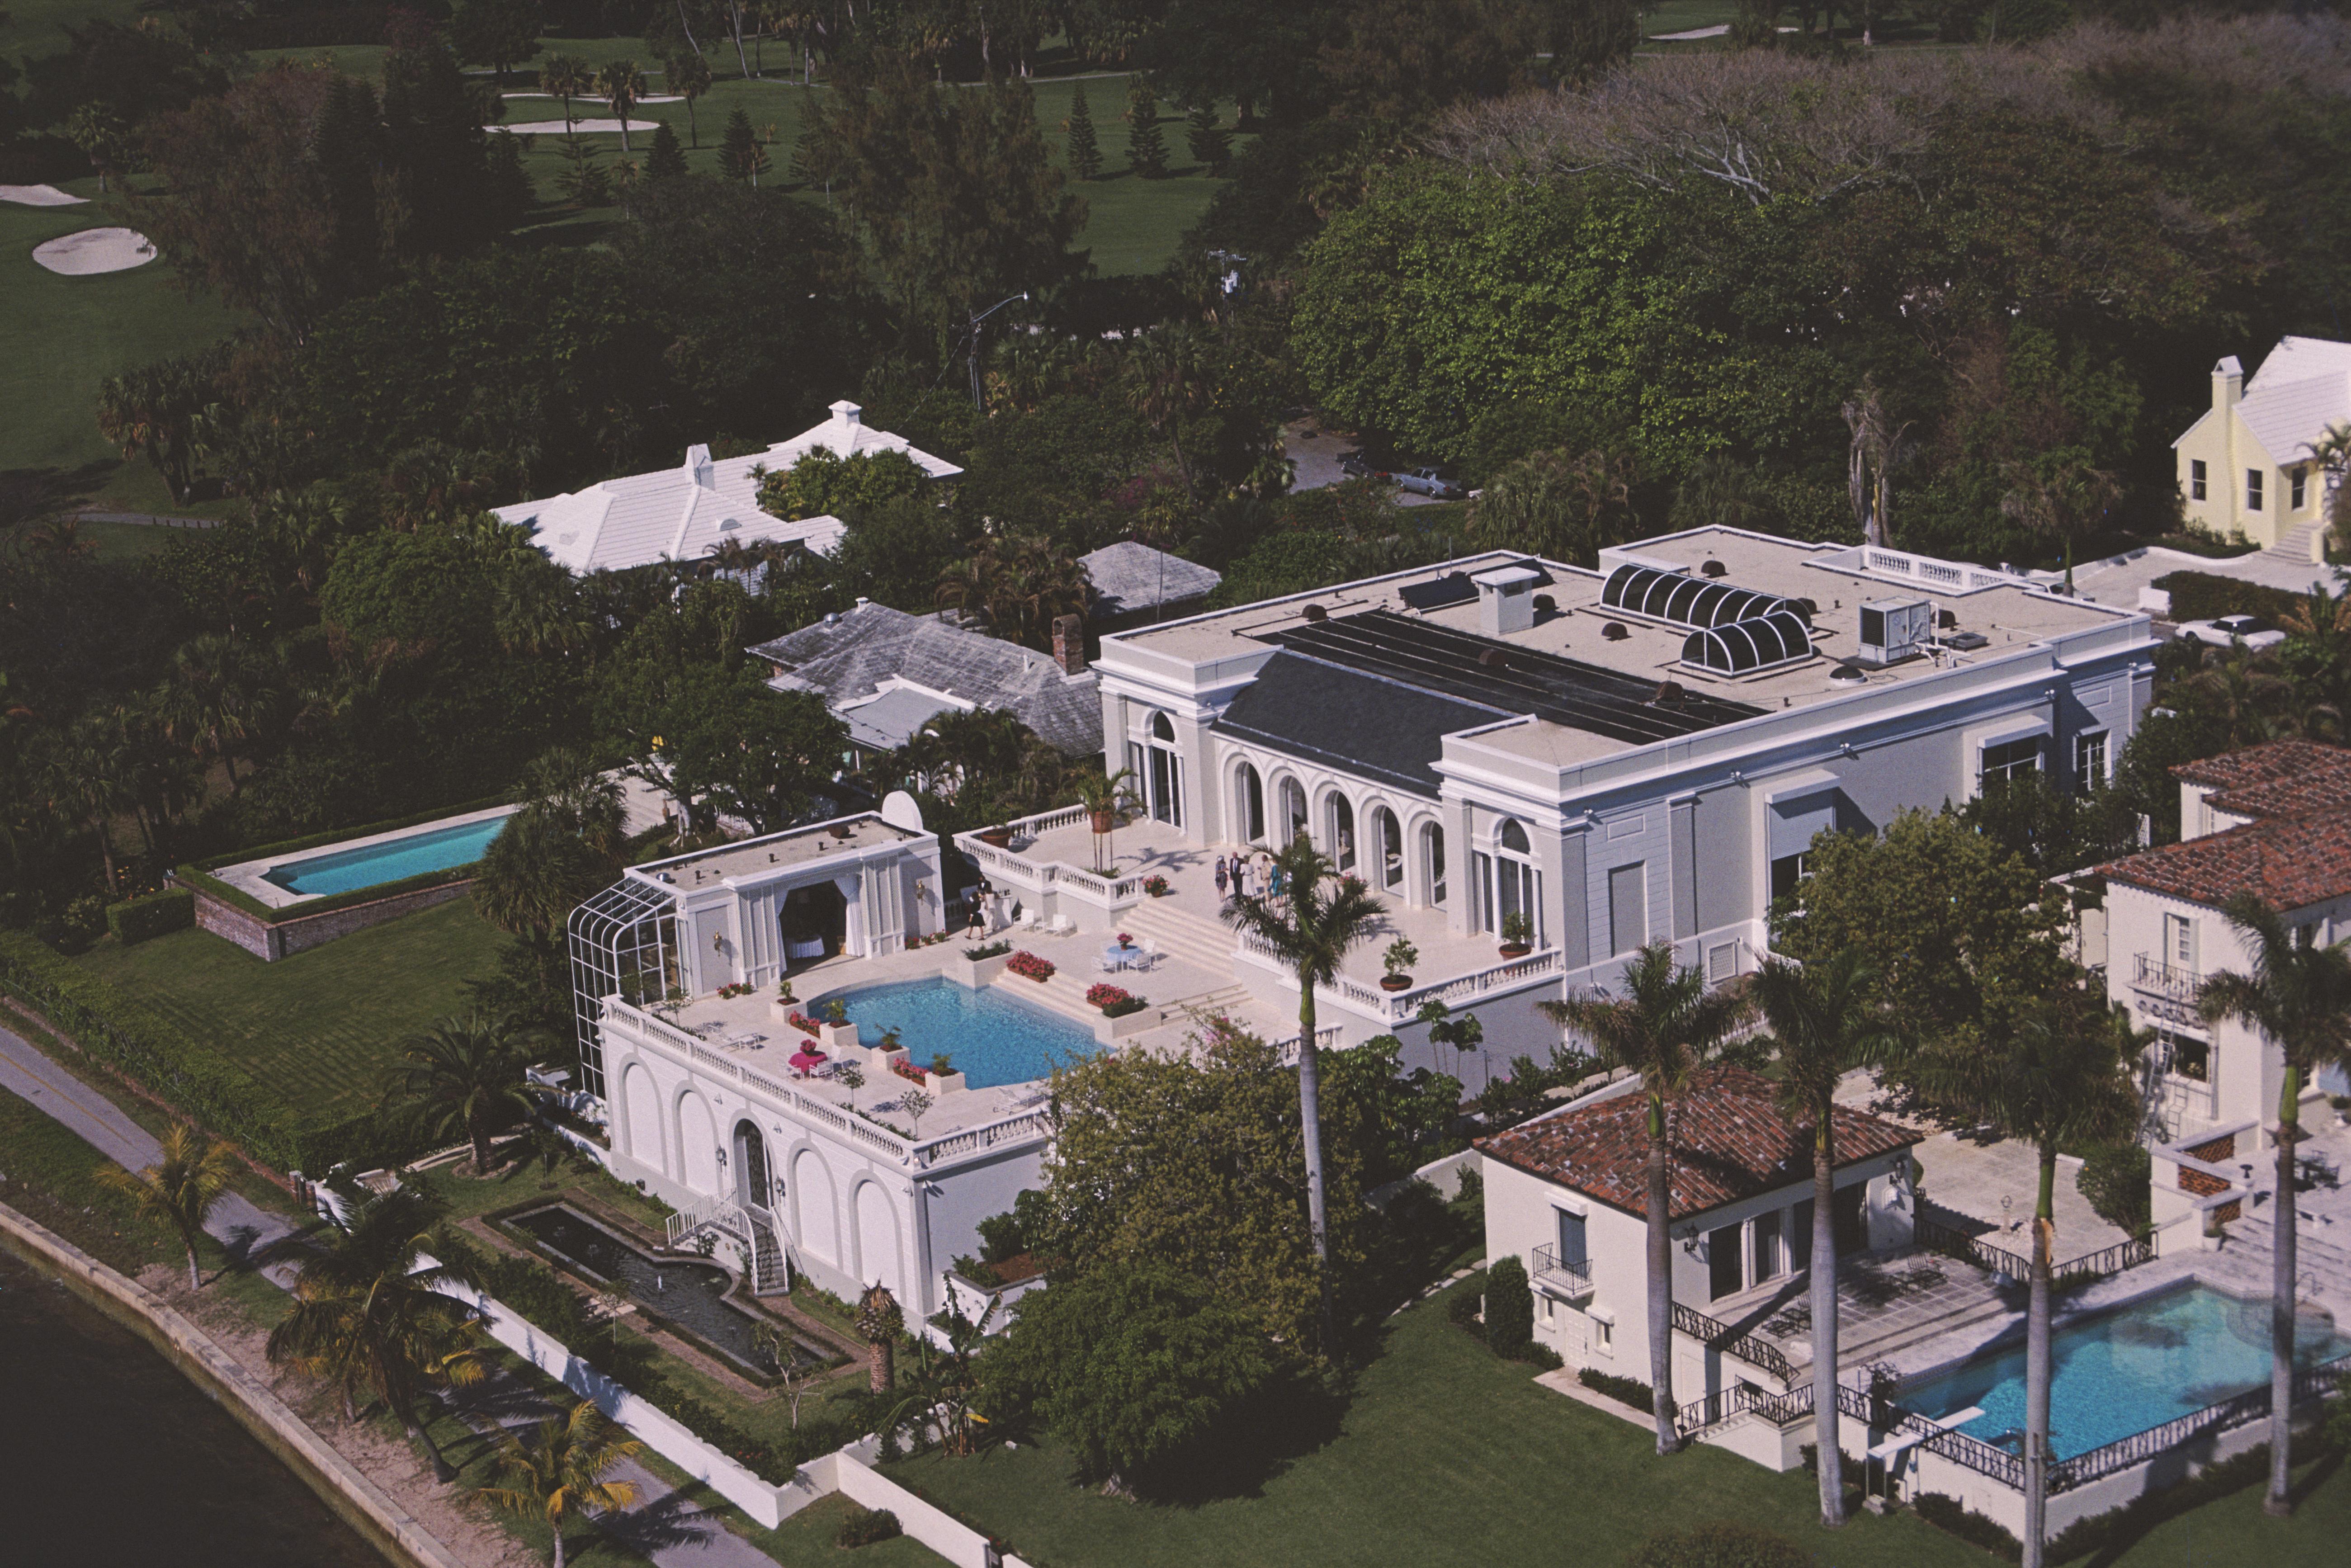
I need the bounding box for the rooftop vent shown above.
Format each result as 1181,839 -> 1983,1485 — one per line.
1478,648 -> 1508,670
1857,597 -> 1932,666
1829,664 -> 1867,683
1701,559 -> 1727,578
1938,608 -> 1958,630
1534,593 -> 1557,614
1602,621 -> 1630,641
1652,680 -> 1686,706
1303,603 -> 1328,623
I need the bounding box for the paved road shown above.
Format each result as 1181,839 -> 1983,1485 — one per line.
0,1021 -> 784,1568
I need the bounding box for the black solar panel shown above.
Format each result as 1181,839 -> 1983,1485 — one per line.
1398,572 -> 1477,611
1261,609 -> 1763,747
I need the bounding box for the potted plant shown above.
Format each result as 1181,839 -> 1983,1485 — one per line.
1497,912 -> 1533,959
976,823 -> 1016,848
1380,937 -> 1419,992
1072,766 -> 1140,873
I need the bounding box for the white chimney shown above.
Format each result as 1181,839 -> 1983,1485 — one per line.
2213,355 -> 2243,411
685,443 -> 715,489
1473,566 -> 1541,638
831,399 -> 863,433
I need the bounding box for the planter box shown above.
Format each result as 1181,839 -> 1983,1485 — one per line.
943,953 -> 1011,989
868,1042 -> 908,1075
1103,1005 -> 1161,1041
816,1022 -> 859,1054
929,1070 -> 968,1096
768,999 -> 802,1026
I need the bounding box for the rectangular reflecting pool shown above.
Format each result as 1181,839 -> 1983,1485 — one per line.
835,978 -> 1105,1089
263,811 -> 517,897
1900,1283 -> 2351,1459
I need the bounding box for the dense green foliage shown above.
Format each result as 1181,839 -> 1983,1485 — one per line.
104,887 -> 192,945
1481,1254 -> 1534,1359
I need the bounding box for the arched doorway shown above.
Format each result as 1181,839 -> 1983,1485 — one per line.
780,882 -> 848,968
1326,793 -> 1357,873
1278,778 -> 1309,846
1143,711 -> 1184,827
1370,806 -> 1403,893
733,1120 -> 773,1212
1237,763 -> 1265,844
1421,821 -> 1448,907
1476,818 -> 1540,940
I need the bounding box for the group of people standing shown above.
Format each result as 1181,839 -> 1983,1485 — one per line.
1214,850 -> 1284,903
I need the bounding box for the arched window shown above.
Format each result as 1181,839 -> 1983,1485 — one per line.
1327,793 -> 1357,873
1279,778 -> 1308,846
1372,807 -> 1404,892
1139,711 -> 1183,827
1238,763 -> 1265,843
1422,822 -> 1447,907
1475,817 -> 1541,941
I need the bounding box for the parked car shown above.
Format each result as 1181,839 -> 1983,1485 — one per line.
1337,449 -> 1376,478
2176,613 -> 2286,651
1393,467 -> 1466,500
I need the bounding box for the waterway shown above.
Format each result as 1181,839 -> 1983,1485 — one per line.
0,1246 -> 389,1567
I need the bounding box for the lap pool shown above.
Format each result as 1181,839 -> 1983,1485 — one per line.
261,811 -> 517,898
833,978 -> 1102,1090
1900,1283 -> 2351,1459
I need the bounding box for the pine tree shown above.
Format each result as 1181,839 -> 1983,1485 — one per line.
646,120 -> 689,179
1064,80 -> 1101,181
718,107 -> 769,185
1185,101 -> 1229,175
1124,75 -> 1166,179
555,135 -> 611,206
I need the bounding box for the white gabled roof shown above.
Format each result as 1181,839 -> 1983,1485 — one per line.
495,401 -> 957,576
2233,336 -> 2351,465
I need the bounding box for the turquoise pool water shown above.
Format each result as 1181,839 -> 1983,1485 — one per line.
263,814 -> 515,898
836,979 -> 1102,1090
1901,1284 -> 2351,1459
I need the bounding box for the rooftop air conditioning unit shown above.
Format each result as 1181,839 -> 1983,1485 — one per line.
1857,597 -> 1932,666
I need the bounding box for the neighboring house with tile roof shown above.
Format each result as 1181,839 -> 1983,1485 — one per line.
2173,339 -> 2349,550
1477,1067 -> 1919,1402
494,402 -> 962,576
748,600 -> 1102,769
1078,540 -> 1222,628
2087,741 -> 2351,1139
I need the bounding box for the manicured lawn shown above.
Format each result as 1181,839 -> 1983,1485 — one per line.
71,895 -> 514,1118
0,176 -> 241,496
881,1281 -> 2351,1568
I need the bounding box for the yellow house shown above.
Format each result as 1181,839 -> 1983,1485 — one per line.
2172,336 -> 2349,550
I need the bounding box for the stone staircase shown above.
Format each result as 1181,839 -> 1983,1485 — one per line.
2227,1207 -> 2351,1311
1116,899 -> 1242,973
2263,521 -> 2327,565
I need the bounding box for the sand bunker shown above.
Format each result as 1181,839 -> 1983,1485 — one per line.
491,118 -> 662,135
0,183 -> 90,207
32,227 -> 157,275
502,92 -> 683,103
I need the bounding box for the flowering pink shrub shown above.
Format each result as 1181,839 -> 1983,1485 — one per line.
1006,950 -> 1055,982
1085,983 -> 1132,1009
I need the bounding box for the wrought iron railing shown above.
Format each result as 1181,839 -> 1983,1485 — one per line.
1836,1383 -> 2027,1490
2132,951 -> 2202,1001
1915,1208 -> 2156,1285
1531,1243 -> 1592,1296
2050,1348 -> 2351,1491
1672,1301 -> 1797,1383
1677,1380 -> 1813,1435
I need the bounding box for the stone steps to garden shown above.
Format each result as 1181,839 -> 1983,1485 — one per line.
1115,903 -> 1238,972
2229,1209 -> 2351,1306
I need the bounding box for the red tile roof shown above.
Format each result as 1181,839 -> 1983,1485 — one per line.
1476,1067 -> 1920,1222
2175,741 -> 2351,820
2094,805 -> 2351,912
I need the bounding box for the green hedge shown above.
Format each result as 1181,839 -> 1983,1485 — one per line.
176,795 -> 515,924
2150,571 -> 2308,625
203,794 -> 513,872
0,930 -> 414,1176
106,888 -> 194,945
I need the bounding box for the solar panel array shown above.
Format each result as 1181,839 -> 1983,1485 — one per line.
1601,563 -> 1799,628
1681,610 -> 1814,674
1261,609 -> 1763,746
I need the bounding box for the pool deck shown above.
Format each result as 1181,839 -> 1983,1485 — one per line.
652,935 -> 1300,1144
208,803 -> 520,911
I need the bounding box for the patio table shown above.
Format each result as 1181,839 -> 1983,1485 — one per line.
1102,944 -> 1143,971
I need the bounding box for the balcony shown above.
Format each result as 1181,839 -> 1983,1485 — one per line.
1532,1243 -> 1594,1298
2132,952 -> 2200,1001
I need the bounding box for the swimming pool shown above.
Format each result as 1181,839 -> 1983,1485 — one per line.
834,978 -> 1102,1090
263,812 -> 517,898
1900,1284 -> 2351,1459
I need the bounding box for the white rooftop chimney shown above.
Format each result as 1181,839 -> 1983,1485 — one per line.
1473,566 -> 1541,638
2213,356 -> 2243,411
685,443 -> 715,489
831,399 -> 863,431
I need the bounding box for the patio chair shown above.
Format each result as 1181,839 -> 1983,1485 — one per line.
1048,914 -> 1076,935
1098,951 -> 1121,973
1139,938 -> 1160,969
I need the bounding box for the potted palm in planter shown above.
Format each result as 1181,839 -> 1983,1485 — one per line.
1380,937 -> 1418,992
1072,766 -> 1141,874
1497,912 -> 1533,959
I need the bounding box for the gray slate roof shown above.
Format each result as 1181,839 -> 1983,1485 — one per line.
1212,650 -> 1514,798
839,686 -> 966,752
750,603 -> 1103,757
1081,541 -> 1222,617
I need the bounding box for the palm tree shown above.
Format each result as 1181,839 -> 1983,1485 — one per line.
666,48 -> 713,147
1914,995 -> 2147,1567
1070,766 -> 1139,873
856,1282 -> 903,1393
1221,837 -> 1386,1358
156,634 -> 256,798
2000,451 -> 2121,593
597,59 -> 647,152
1750,950 -> 1898,1528
541,53 -> 593,132
2197,893 -> 2351,1519
97,1124 -> 241,1291
1540,942 -> 1753,1455
480,1400 -> 643,1568
267,1184 -> 490,1478
387,1013 -> 542,1175
474,811 -> 611,937
42,714 -> 140,894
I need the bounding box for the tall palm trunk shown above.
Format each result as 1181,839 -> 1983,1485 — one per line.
405,1398 -> 457,1482
1645,1093 -> 1677,1455
1294,979 -> 1336,1358
2024,1148 -> 2056,1568
181,1230 -> 203,1291
2269,1066 -> 2301,1515
1810,1136 -> 1844,1526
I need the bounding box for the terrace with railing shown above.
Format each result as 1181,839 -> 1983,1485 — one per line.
1673,1300 -> 1798,1384
1914,1209 -> 2157,1285
1532,1243 -> 1593,1298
